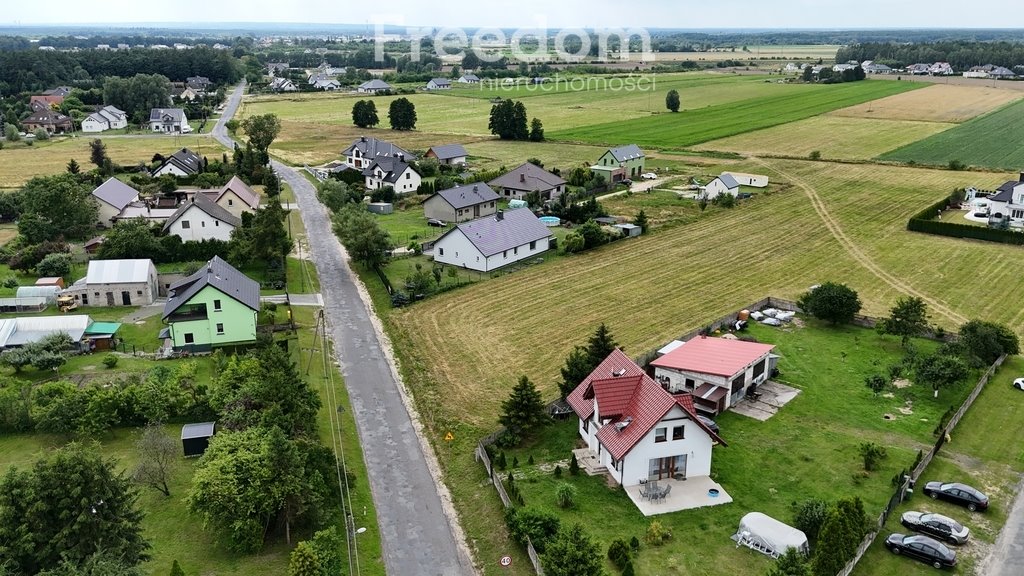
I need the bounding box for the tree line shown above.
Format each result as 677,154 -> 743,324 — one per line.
837,41 -> 1024,70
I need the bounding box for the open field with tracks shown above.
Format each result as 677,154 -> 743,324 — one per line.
697,116 -> 955,160
878,99 -> 1024,169
829,84 -> 1023,123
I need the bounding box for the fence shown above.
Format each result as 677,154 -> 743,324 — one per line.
474,442 -> 545,575
835,354 -> 1007,576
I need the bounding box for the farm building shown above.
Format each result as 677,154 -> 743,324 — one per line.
160,256 -> 260,352
91,177 -> 140,227
591,144 -> 646,183
722,172 -> 769,188
431,208 -> 552,272
488,163 -> 567,201
35,277 -> 65,289
614,223 -> 642,237
65,259 -> 159,307
0,298 -> 47,314
425,144 -> 468,166
650,336 -> 777,416
181,422 -> 216,457
423,183 -> 499,223
368,202 -> 394,215
0,315 -> 95,350
701,174 -> 740,200
16,286 -> 60,305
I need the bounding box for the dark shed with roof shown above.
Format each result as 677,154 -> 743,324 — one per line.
181,421 -> 216,457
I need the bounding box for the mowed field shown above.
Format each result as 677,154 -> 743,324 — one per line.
879,99 -> 1024,170
652,45 -> 842,62
0,135 -> 227,188
390,159 -> 1024,429
829,83 -> 1023,123
696,116 -> 955,160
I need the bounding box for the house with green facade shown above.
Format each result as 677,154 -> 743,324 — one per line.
591,144 -> 646,183
159,256 -> 260,352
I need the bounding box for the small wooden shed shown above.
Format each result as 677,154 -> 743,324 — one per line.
181,422 -> 216,457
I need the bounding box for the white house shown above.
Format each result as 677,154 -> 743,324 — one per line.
162,194 -> 241,242
342,136 -> 416,170
650,336 -> 777,416
425,144 -> 468,166
357,79 -> 392,94
270,77 -> 298,92
458,74 -> 480,84
91,177 -> 140,227
722,172 -> 769,188
81,106 -> 128,133
987,173 -> 1024,228
431,208 -> 552,272
566,348 -> 726,487
701,173 -> 741,200
213,175 -> 261,219
488,163 -> 567,201
362,156 -> 421,194
425,77 -> 451,90
152,148 -> 202,177
64,259 -> 159,307
149,108 -> 189,133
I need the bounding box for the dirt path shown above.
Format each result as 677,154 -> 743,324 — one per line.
750,157 -> 968,326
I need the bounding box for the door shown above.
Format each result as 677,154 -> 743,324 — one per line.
649,457 -> 677,481
474,204 -> 480,218
121,291 -> 131,306
106,292 -> 114,306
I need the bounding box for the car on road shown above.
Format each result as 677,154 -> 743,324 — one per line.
696,415 -> 719,434
621,179 -> 633,187
900,511 -> 970,545
1013,377 -> 1024,391
427,218 -> 447,227
884,533 -> 957,569
922,482 -> 989,511
641,172 -> 658,180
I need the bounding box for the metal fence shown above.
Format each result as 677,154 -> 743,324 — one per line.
474,441 -> 544,575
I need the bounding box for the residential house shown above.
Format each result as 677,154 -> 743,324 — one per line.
160,256 -> 260,351
29,86 -> 71,107
488,163 -> 567,201
162,194 -> 241,242
214,175 -> 261,219
782,63 -> 804,74
342,136 -> 416,169
267,62 -> 290,76
458,74 -> 480,84
152,148 -> 202,177
362,155 -> 421,194
186,76 -> 212,93
986,173 -> 1024,228
990,66 -> 1017,79
64,259 -> 159,307
863,62 -> 892,74
357,79 -> 392,94
149,108 -> 190,133
423,182 -> 499,223
722,172 -> 769,188
650,336 -> 777,416
81,105 -> 128,133
174,86 -> 201,102
270,77 -> 298,92
22,103 -> 74,134
591,144 -> 646,183
565,348 -> 726,487
832,63 -> 858,73
91,177 -> 140,227
425,77 -> 451,90
700,173 -> 740,200
907,63 -> 932,75
425,144 -> 468,166
929,62 -> 955,76
311,77 -> 341,91
431,208 -> 552,272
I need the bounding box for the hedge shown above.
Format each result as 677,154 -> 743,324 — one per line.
907,198 -> 1024,246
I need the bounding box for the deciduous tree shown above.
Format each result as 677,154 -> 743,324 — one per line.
387,97 -> 417,130
240,113 -> 282,155
489,99 -> 529,140
665,89 -> 680,112
287,541 -> 320,576
798,282 -> 862,325
915,352 -> 969,397
529,117 -> 545,141
351,100 -> 379,128
877,296 -> 929,345
131,424 -> 178,496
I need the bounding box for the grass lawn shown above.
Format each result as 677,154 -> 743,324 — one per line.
371,203 -> 445,247
878,99 -> 1024,170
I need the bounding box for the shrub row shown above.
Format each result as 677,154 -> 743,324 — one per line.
907,198 -> 1024,246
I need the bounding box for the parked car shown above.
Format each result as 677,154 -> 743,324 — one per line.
621,179 -> 633,187
884,533 -> 957,569
900,511 -> 970,544
922,482 -> 989,511
427,218 -> 447,227
641,172 -> 658,180
1013,377 -> 1024,391
696,415 -> 720,434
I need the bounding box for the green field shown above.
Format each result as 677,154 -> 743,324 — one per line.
879,99 -> 1024,169
550,80 -> 923,149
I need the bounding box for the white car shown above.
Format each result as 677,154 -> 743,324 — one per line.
641,172 -> 658,180
1013,378 -> 1024,391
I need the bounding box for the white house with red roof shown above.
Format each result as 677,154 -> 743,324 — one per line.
651,336 -> 776,416
567,348 -> 726,488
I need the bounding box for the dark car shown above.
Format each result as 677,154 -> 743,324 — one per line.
696,415 -> 720,434
923,482 -> 989,511
885,533 -> 957,569
900,511 -> 970,545
426,218 -> 447,227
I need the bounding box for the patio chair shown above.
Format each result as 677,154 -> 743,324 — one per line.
660,484 -> 672,503
639,486 -> 650,501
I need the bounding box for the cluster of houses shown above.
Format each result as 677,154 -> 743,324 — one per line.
784,59 -> 1020,79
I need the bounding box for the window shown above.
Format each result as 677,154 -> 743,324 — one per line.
1012,209 -> 1024,219
406,172 -> 411,179
216,323 -> 224,335
655,427 -> 667,443
215,221 -> 219,226
438,247 -> 444,256
513,247 -> 518,255
201,221 -> 206,227
685,378 -> 696,389
181,220 -> 191,229
228,199 -> 233,206
503,250 -> 507,258
184,333 -> 194,344
582,419 -> 589,432
529,240 -> 536,250
136,290 -> 142,295
213,299 -> 222,311
673,425 -> 685,440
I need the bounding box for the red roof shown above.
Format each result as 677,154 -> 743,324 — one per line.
650,336 -> 775,378
585,375 -> 643,419
566,348 -> 646,420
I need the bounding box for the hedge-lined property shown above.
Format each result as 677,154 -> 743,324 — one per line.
907,197 -> 1024,246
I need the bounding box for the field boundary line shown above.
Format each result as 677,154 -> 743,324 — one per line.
751,157 -> 967,325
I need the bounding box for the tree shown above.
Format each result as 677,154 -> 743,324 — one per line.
877,296 -> 929,345
36,551 -> 146,576
263,170 -> 281,197
802,65 -> 814,82
388,97 -> 417,130
529,117 -> 545,142
499,375 -> 547,436
332,205 -> 394,269
558,346 -> 592,399
633,209 -> 649,233
229,201 -> 293,270
89,138 -> 109,170
131,424 -> 178,496
577,220 -> 607,250
4,123 -> 18,142
541,524 -> 607,576
240,113 -> 282,155
586,324 -> 619,364
859,442 -> 888,471
462,50 -> 482,70
288,541 -> 320,576
791,498 -> 829,545
35,252 -> 72,278
98,219 -> 166,262
915,352 -> 969,397
811,508 -> 855,576
769,548 -> 812,576
489,99 -> 529,140
0,443 -> 149,574
665,89 -> 680,112
0,347 -> 33,373
352,100 -> 379,128
797,282 -> 862,325
66,158 -> 81,174
310,528 -> 343,576
504,507 -> 560,553
103,74 -> 171,121
169,560 -> 185,576
317,179 -> 362,212
224,119 -> 239,134
957,319 -> 1020,366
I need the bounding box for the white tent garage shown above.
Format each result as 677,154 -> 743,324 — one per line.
733,512 -> 809,558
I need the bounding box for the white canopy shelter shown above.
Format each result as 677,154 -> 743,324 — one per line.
732,512 -> 809,558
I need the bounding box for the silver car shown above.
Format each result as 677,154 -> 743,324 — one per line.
900,511 -> 970,545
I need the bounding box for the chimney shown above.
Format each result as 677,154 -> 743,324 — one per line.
472,185 -> 478,192
360,136 -> 366,142
399,154 -> 404,162
1019,171 -> 1023,183
496,209 -> 504,221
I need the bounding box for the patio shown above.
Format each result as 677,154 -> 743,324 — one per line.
730,380 -> 801,421
625,476 -> 733,516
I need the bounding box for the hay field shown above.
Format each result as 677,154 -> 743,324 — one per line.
696,116 -> 955,160
390,159 -> 1024,428
829,83 -> 1023,123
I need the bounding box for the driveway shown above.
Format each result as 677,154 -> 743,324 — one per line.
980,476 -> 1024,576
214,83 -> 474,576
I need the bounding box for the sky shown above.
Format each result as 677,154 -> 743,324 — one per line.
3,0 -> 1024,29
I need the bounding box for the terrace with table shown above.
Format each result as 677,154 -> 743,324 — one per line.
626,476 -> 733,516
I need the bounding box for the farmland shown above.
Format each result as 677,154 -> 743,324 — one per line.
829,83 -> 1023,123
878,99 -> 1024,169
652,44 -> 843,63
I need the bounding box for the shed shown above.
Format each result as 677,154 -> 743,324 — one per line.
614,223 -> 642,237
657,340 -> 685,357
181,422 -> 216,457
367,202 -> 394,215
594,217 -> 619,225
0,297 -> 47,313
36,277 -> 66,289
16,285 -> 60,304
733,512 -> 809,558
83,321 -> 121,351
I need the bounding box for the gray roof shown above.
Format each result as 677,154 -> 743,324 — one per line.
162,193 -> 242,232
149,108 -> 186,122
607,144 -> 645,163
91,177 -> 139,210
359,79 -> 392,90
488,163 -> 567,192
443,208 -> 552,257
343,136 -> 416,162
434,182 -> 500,210
429,77 -> 451,86
460,74 -> 480,81
990,181 -> 1022,202
156,148 -> 202,175
163,256 -> 260,319
428,144 -> 468,161
181,422 -> 216,440
716,173 -> 740,189
85,259 -> 154,284
363,156 -> 415,184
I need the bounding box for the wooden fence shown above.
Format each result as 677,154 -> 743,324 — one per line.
835,354 -> 1007,576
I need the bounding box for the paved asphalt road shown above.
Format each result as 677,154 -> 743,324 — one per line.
214,83 -> 473,576
981,476 -> 1024,576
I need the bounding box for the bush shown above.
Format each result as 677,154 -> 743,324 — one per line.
629,535 -> 640,553
622,561 -> 635,576
33,128 -> 50,141
791,498 -> 829,544
504,507 -> 560,553
102,355 -> 118,369
947,159 -> 966,171
645,520 -> 671,546
798,281 -> 862,325
607,538 -> 631,569
809,150 -> 821,160
569,453 -> 580,475
555,482 -> 577,509
859,442 -> 888,471
864,374 -> 887,395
